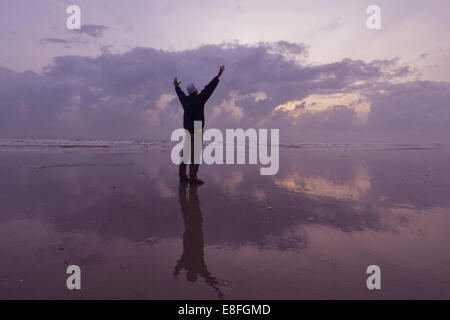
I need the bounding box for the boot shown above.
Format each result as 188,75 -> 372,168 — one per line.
189,164 -> 204,185
179,163 -> 190,183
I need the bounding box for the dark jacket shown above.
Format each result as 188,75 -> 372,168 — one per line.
175,76 -> 220,133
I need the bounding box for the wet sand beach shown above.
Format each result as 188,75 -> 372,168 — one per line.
0,140 -> 449,299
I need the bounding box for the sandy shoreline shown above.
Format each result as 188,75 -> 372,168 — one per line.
0,146 -> 449,299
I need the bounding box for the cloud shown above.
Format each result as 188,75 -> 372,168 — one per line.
306,18 -> 342,38
39,24 -> 110,48
78,24 -> 110,38
367,81 -> 450,132
0,41 -> 448,142
40,38 -> 72,45
39,37 -> 89,47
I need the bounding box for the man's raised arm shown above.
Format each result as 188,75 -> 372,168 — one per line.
173,77 -> 186,105
200,65 -> 225,103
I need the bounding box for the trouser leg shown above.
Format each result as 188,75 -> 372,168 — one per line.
179,143 -> 189,180
189,135 -> 197,178
180,131 -> 202,180
189,133 -> 202,178
179,162 -> 187,179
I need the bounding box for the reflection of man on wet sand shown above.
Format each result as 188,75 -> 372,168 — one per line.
174,183 -> 224,299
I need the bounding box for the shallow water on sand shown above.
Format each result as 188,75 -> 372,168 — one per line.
0,142 -> 449,299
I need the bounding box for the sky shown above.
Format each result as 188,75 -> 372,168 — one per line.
1,0 -> 449,143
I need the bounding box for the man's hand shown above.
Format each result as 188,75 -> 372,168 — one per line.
217,65 -> 225,78
173,77 -> 181,87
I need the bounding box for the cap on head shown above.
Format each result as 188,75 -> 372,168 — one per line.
187,83 -> 197,95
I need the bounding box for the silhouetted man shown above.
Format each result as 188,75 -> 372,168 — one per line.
173,65 -> 225,185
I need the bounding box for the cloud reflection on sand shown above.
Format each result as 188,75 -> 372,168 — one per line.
273,166 -> 370,200
0,146 -> 449,298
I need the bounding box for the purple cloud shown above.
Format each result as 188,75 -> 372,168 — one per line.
0,42 -> 448,142
78,24 -> 110,38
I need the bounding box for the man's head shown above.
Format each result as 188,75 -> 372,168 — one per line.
187,83 -> 198,95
